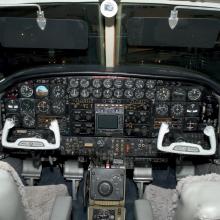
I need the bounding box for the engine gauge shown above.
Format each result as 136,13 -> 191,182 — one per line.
135,79 -> 145,89
20,84 -> 33,98
37,100 -> 50,114
93,89 -> 102,98
171,104 -> 184,117
69,88 -> 79,98
23,115 -> 35,128
156,87 -> 170,101
51,85 -> 65,99
145,89 -> 155,100
135,90 -> 145,99
172,88 -> 186,101
69,78 -> 79,88
114,79 -> 123,88
52,100 -> 66,115
146,80 -> 156,89
188,88 -> 202,101
103,89 -> 113,98
92,79 -> 102,88
114,89 -> 123,98
20,99 -> 35,114
80,89 -> 90,98
103,79 -> 113,88
156,103 -> 169,116
124,89 -> 134,98
125,79 -> 134,89
35,85 -> 49,98
80,79 -> 90,88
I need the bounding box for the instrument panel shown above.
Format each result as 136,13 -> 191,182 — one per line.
1,75 -> 219,160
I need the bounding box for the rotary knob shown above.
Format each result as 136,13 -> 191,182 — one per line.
98,181 -> 113,197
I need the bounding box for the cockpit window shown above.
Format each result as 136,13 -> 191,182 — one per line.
116,4 -> 220,82
0,3 -> 105,75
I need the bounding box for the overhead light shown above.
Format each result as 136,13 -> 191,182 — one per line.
168,5 -> 220,30
0,4 -> 46,30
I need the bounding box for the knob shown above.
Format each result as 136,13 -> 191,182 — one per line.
74,114 -> 80,121
98,181 -> 113,197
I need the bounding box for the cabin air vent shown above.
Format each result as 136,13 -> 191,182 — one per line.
0,4 -> 46,30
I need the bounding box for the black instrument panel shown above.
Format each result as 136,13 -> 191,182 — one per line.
1,75 -> 219,159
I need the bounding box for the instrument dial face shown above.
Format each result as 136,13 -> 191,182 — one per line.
188,88 -> 202,101
156,103 -> 169,116
186,103 -> 200,116
20,99 -> 35,114
52,100 -> 66,115
51,85 -> 65,99
69,88 -> 79,98
114,89 -> 123,98
37,100 -> 50,113
114,79 -> 123,88
103,79 -> 113,88
23,115 -> 35,128
93,89 -> 102,98
80,79 -> 90,88
145,89 -> 155,99
20,84 -> 33,98
172,88 -> 186,101
156,87 -> 170,101
5,100 -> 19,112
171,104 -> 184,117
135,79 -> 145,89
135,90 -> 145,99
69,78 -> 79,88
92,79 -> 102,88
146,80 -> 156,89
103,89 -> 113,98
124,89 -> 134,98
35,85 -> 49,98
125,79 -> 134,89
81,89 -> 90,98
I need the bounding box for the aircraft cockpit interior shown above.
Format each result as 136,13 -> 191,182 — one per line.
1,1 -> 220,220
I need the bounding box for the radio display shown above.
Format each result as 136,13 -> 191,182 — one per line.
97,115 -> 118,129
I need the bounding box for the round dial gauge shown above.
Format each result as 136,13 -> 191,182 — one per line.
114,79 -> 123,88
186,103 -> 200,116
52,101 -> 66,115
124,89 -> 134,98
20,84 -> 33,98
37,101 -> 49,113
146,80 -> 156,89
81,89 -> 90,98
156,104 -> 169,116
171,104 -> 184,117
23,115 -> 35,128
172,88 -> 186,101
135,90 -> 145,99
80,79 -> 90,88
69,88 -> 79,98
156,87 -> 170,101
51,85 -> 65,99
145,89 -> 155,99
93,89 -> 102,98
135,79 -> 145,89
125,79 -> 134,89
5,100 -> 19,112
103,79 -> 113,88
114,89 -> 123,98
35,85 -> 49,98
20,99 -> 35,114
92,79 -> 102,88
69,78 -> 79,88
103,89 -> 113,98
188,88 -> 202,101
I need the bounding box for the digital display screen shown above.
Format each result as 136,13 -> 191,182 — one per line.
97,115 -> 118,129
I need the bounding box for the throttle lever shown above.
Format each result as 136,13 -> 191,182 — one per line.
2,118 -> 60,150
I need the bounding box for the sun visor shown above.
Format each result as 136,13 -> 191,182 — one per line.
0,17 -> 88,49
127,17 -> 220,48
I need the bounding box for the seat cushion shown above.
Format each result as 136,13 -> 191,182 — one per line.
25,184 -> 69,220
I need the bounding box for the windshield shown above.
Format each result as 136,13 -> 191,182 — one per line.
116,4 -> 220,81
0,3 -> 104,75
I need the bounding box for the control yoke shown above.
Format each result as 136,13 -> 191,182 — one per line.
2,118 -> 60,150
157,122 -> 216,156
